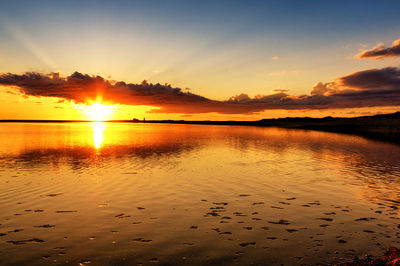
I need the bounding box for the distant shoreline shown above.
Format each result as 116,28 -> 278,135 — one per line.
1,112 -> 399,144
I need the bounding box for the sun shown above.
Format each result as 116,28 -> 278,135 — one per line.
83,103 -> 114,121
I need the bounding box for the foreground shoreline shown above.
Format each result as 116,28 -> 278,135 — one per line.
1,112 -> 399,144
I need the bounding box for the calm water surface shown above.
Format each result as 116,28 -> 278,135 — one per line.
0,122 -> 400,265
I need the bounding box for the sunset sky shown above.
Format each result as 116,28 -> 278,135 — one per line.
0,0 -> 400,120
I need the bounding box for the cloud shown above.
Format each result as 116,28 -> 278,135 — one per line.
310,82 -> 339,96
356,39 -> 400,59
1,68 -> 400,114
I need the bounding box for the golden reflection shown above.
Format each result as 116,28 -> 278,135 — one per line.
91,122 -> 106,149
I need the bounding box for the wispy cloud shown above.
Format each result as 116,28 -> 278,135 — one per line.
1,68 -> 400,114
356,38 -> 400,59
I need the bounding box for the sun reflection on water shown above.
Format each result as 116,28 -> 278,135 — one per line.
90,122 -> 105,150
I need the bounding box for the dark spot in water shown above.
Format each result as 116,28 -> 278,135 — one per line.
53,247 -> 65,250
201,199 -> 207,202
286,197 -> 296,200
34,224 -> 55,228
375,211 -> 382,214
219,231 -> 232,235
132,238 -> 152,243
252,202 -> 264,205
341,209 -> 350,212
8,238 -> 45,245
239,242 -> 256,247
239,194 -> 250,197
0,233 -> 6,236
355,218 -> 376,221
205,212 -> 220,217
148,257 -> 159,263
252,218 -> 262,221
220,221 -> 229,223
317,218 -> 333,222
56,210 -> 77,213
221,216 -> 232,219
338,239 -> 347,244
137,207 -> 145,210
24,210 -> 32,212
286,229 -> 298,233
115,213 -> 130,219
266,237 -> 277,240
364,230 -> 375,233
58,252 -> 66,255
252,212 -> 258,215
302,205 -> 310,207
213,202 -> 228,206
211,228 -> 220,232
183,242 -> 194,246
268,220 -> 290,225
235,251 -> 244,256
42,255 -> 51,259
190,226 -> 198,229
9,229 -> 23,233
261,226 -> 269,230
279,201 -> 290,205
233,212 -> 246,217
324,212 -> 336,215
320,224 -> 329,227
271,206 -> 284,209
243,227 -> 252,230
46,193 -> 63,197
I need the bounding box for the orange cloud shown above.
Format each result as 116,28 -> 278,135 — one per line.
356,38 -> 400,59
1,68 -> 400,114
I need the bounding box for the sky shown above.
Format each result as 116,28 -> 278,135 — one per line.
0,0 -> 399,120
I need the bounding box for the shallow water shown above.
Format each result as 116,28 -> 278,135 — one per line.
0,122 -> 400,265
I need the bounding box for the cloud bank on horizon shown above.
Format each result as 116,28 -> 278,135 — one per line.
1,66 -> 400,115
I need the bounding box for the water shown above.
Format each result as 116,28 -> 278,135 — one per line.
0,122 -> 399,265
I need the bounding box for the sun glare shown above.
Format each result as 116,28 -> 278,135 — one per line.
84,103 -> 114,121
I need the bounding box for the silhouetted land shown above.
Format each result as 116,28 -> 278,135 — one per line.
1,112 -> 399,144
139,112 -> 400,144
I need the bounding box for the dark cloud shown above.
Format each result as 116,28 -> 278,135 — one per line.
356,39 -> 400,59
0,68 -> 400,114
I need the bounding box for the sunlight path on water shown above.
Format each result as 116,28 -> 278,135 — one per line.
90,122 -> 105,150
